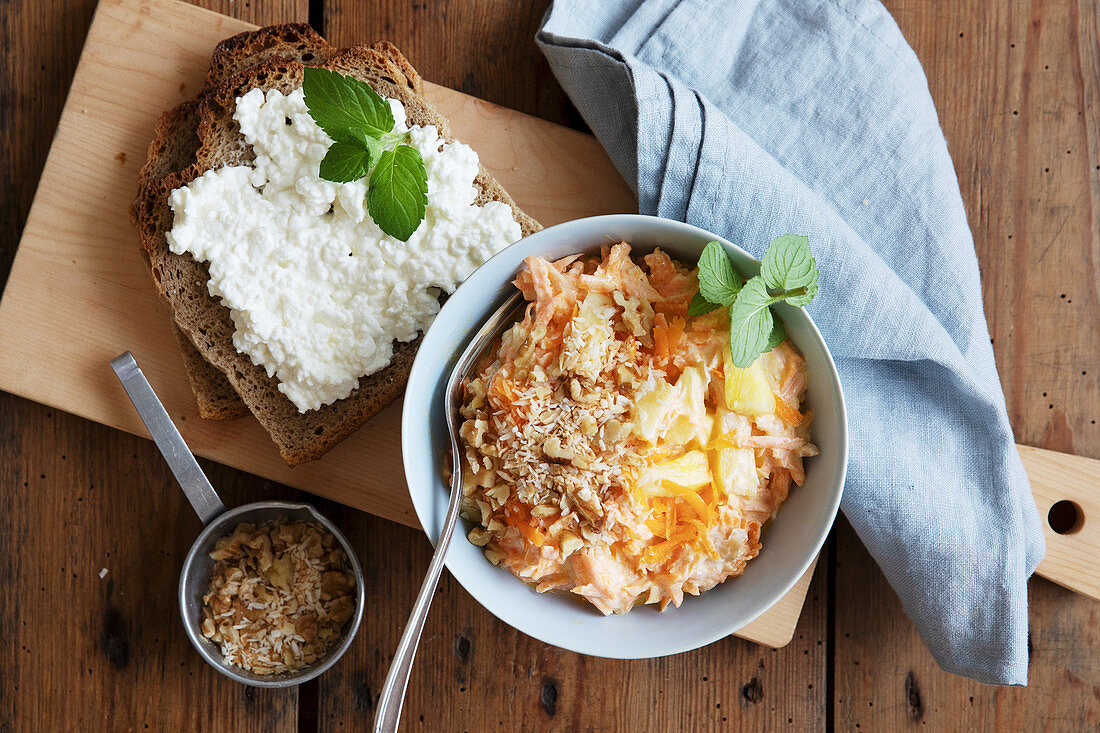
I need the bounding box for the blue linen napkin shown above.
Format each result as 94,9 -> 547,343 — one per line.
537,0 -> 1044,685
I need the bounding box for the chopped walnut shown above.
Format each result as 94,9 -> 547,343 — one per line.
200,518 -> 356,675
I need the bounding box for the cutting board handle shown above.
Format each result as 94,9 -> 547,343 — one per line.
1018,444 -> 1099,600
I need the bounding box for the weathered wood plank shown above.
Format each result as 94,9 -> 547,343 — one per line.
323,0 -> 579,128
0,0 -> 307,729
836,0 -> 1100,727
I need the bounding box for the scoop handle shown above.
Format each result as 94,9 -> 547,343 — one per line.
110,351 -> 226,525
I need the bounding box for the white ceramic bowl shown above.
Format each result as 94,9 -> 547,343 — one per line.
402,214 -> 847,659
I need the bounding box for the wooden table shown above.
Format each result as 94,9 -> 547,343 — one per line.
2,0 -> 1098,729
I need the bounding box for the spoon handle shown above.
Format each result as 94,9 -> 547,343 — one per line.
375,292 -> 523,731
373,460 -> 465,733
110,351 -> 226,525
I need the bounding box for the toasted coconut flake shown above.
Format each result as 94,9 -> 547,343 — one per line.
200,518 -> 356,675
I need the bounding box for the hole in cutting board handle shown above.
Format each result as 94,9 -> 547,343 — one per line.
1047,500 -> 1084,535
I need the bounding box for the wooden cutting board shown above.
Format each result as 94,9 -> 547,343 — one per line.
0,0 -> 1092,659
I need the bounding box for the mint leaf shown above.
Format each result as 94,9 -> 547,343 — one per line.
688,292 -> 720,316
765,317 -> 786,351
722,234 -> 820,366
728,277 -> 780,367
368,144 -> 428,241
761,234 -> 817,292
697,240 -> 742,306
303,67 -> 395,142
318,139 -> 373,183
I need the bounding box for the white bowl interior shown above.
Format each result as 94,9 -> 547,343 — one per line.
402,215 -> 847,659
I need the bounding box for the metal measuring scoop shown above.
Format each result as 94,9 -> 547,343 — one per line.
110,351 -> 366,687
373,292 -> 524,732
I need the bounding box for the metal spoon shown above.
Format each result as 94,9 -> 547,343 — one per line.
110,351 -> 365,687
373,292 -> 525,732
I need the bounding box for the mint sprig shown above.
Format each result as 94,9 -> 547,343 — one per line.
303,67 -> 428,241
693,235 -> 819,368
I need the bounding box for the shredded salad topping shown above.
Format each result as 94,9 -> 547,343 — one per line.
458,243 -> 818,614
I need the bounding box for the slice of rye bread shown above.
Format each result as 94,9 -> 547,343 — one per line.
135,34 -> 541,466
134,25 -> 339,420
135,28 -> 480,423
136,27 -> 424,420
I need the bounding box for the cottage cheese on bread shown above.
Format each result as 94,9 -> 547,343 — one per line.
167,87 -> 521,412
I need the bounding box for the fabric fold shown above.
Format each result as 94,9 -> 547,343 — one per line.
537,0 -> 1043,685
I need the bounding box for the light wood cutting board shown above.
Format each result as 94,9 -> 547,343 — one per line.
0,0 -> 1093,659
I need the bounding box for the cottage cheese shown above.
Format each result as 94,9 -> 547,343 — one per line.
167,87 -> 522,412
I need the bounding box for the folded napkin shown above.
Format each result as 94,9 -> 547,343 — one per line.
537,0 -> 1044,685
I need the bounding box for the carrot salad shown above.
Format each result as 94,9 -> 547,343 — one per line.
457,243 -> 818,614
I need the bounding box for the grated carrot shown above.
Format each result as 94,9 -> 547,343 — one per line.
641,529 -> 695,566
660,481 -> 714,525
707,433 -> 742,450
502,502 -> 547,547
688,519 -> 718,558
666,317 -> 685,355
773,395 -> 803,426
653,314 -> 670,361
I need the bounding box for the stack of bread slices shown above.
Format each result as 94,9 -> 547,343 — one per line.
133,24 -> 539,465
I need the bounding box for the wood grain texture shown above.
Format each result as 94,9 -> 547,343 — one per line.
0,1 -> 308,729
323,0 -> 581,129
834,517 -> 1100,730
835,0 -> 1100,728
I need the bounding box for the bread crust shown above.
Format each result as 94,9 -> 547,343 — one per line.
135,31 -> 540,464
204,23 -> 336,89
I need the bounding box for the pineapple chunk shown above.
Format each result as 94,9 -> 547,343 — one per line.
639,451 -> 711,492
632,379 -> 675,444
632,366 -> 712,446
723,353 -> 776,416
713,447 -> 758,498
665,366 -> 711,446
663,417 -> 696,446
711,406 -> 751,442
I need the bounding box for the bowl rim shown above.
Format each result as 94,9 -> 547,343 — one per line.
402,213 -> 848,658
